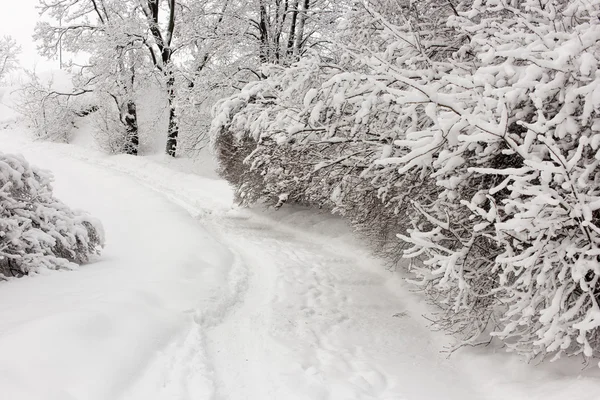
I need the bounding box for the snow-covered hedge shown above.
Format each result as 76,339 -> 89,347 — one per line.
212,0 -> 600,362
0,152 -> 104,279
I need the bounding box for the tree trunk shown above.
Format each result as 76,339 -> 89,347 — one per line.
144,0 -> 179,156
124,100 -> 138,155
286,0 -> 299,57
293,0 -> 310,58
273,0 -> 288,62
165,72 -> 178,157
258,0 -> 270,63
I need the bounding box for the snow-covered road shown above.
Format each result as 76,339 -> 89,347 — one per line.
1,127 -> 600,400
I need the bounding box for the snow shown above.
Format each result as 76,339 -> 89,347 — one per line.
0,86 -> 19,123
0,121 -> 599,399
35,69 -> 76,92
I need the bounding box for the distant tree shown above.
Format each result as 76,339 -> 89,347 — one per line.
35,0 -> 142,154
14,71 -> 95,142
0,36 -> 21,82
247,0 -> 347,66
33,0 -> 351,156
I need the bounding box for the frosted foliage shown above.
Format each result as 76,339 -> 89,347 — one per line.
0,36 -> 20,82
15,73 -> 81,143
455,0 -> 600,362
0,152 -> 105,278
212,0 -> 600,362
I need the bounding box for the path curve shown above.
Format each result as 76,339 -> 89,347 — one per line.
0,128 -> 516,400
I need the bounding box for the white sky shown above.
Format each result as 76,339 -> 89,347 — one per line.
0,0 -> 59,72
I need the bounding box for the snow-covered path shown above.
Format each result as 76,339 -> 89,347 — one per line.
0,129 -> 479,400
2,127 -> 600,400
199,216 -> 481,400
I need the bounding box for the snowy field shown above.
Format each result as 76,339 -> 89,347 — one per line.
1,118 -> 600,399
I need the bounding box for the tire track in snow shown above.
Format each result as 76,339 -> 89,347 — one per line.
202,217 -> 486,400
119,228 -> 252,400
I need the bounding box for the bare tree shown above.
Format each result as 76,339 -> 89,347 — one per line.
249,0 -> 346,66
0,36 -> 21,82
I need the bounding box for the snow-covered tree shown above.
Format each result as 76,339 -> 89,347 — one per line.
32,0 -> 353,156
15,71 -> 94,142
172,0 -> 247,156
0,36 -> 20,82
247,0 -> 347,66
34,0 -> 146,154
176,0 -> 350,155
0,152 -> 104,279
35,0 -> 240,156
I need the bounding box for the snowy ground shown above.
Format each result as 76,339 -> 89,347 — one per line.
1,121 -> 600,399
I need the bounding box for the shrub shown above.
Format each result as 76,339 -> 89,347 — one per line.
0,152 -> 105,278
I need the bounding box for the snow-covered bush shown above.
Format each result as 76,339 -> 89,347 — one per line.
91,104 -> 132,154
15,71 -> 91,142
213,0 -> 600,362
452,0 -> 600,362
382,0 -> 600,361
0,152 -> 104,279
16,82 -> 76,142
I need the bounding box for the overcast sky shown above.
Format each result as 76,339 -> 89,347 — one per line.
0,0 -> 58,72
